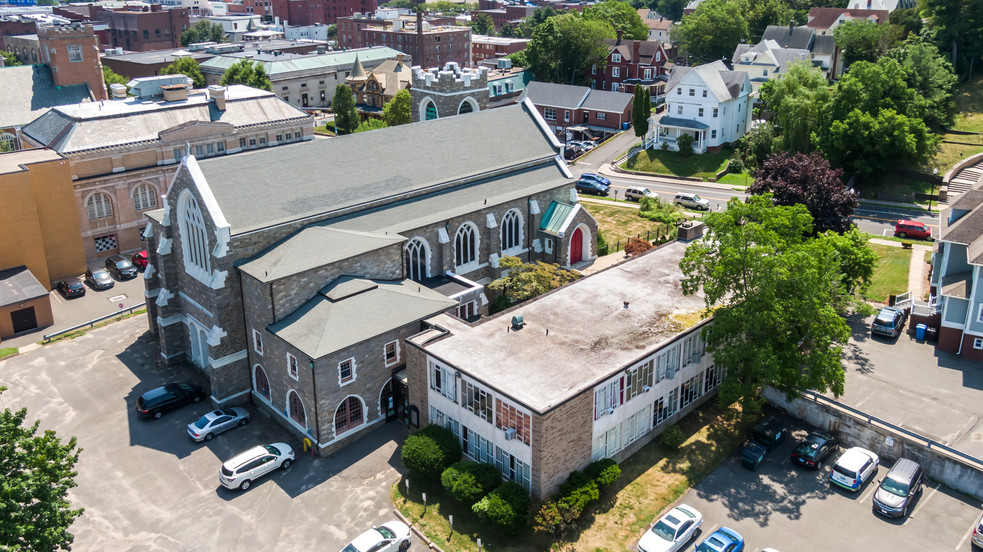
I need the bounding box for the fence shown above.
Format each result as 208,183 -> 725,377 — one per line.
598,226 -> 677,256
42,302 -> 146,343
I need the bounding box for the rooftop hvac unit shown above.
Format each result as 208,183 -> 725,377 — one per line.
496,57 -> 512,69
503,427 -> 516,440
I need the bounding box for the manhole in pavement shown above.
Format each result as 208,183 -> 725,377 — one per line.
972,433 -> 983,441
108,294 -> 127,302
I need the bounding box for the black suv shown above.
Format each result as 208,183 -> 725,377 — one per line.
791,431 -> 838,469
741,417 -> 787,470
136,383 -> 206,419
56,277 -> 86,298
105,255 -> 139,280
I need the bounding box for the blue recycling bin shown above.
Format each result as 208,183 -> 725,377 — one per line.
622,122 -> 630,130
915,323 -> 927,340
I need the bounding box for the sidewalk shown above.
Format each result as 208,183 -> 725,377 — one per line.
869,238 -> 933,299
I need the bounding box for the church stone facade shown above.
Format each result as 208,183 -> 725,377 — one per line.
411,62 -> 490,122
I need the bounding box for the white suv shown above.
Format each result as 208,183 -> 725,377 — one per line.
625,186 -> 658,202
829,447 -> 879,492
219,442 -> 295,491
674,192 -> 710,211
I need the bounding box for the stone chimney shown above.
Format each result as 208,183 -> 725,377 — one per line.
633,39 -> 640,68
208,85 -> 226,110
616,28 -> 623,46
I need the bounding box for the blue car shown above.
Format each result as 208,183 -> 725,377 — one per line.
695,527 -> 744,552
576,176 -> 611,196
579,172 -> 611,187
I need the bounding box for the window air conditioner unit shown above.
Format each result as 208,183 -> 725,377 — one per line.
642,385 -> 651,393
691,353 -> 701,364
504,427 -> 516,440
666,367 -> 676,380
607,407 -> 616,415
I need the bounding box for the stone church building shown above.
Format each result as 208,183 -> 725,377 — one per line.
142,100 -> 598,455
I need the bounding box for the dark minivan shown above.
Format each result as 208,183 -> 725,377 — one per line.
872,458 -> 923,517
136,383 -> 206,419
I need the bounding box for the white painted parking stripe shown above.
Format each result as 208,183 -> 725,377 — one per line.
859,482 -> 878,504
955,518 -> 976,550
906,482 -> 941,524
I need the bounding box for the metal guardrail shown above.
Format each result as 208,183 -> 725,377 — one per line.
794,389 -> 983,471
42,302 -> 146,343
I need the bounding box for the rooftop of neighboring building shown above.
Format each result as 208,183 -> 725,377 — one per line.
523,81 -> 590,110
805,7 -> 889,29
0,266 -> 48,307
0,148 -> 63,175
415,240 -> 708,413
941,163 -> 983,265
732,39 -> 811,73
100,39 -> 328,66
602,38 -> 666,64
471,34 -> 530,45
21,84 -> 309,154
0,65 -> 92,128
199,46 -> 407,76
760,24 -> 815,50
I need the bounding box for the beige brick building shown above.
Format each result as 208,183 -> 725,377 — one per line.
407,238 -> 722,499
20,78 -> 312,262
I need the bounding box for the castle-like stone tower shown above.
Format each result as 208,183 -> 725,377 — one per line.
410,62 -> 489,122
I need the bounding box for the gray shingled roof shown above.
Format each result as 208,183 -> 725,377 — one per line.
581,89 -> 633,112
0,266 -> 48,306
812,34 -> 837,56
269,276 -> 457,359
666,61 -> 747,102
523,81 -> 590,110
21,85 -> 309,154
198,102 -> 560,235
761,25 -> 815,50
656,115 -> 708,130
0,65 -> 92,128
239,227 -> 406,283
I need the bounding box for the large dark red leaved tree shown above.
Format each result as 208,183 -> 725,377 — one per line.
750,152 -> 857,234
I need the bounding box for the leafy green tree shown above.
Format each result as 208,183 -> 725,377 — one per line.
161,57 -> 205,88
671,0 -> 748,64
656,0 -> 686,21
679,196 -> 875,413
525,13 -> 615,84
401,425 -> 462,480
381,0 -> 414,8
758,60 -> 830,153
737,0 -> 794,43
470,13 -> 496,36
507,50 -> 528,68
35,0 -> 58,5
920,0 -> 983,79
583,0 -> 648,41
332,85 -> 360,135
500,22 -> 521,38
488,256 -> 580,304
0,388 -> 84,551
736,121 -> 780,170
383,88 -> 412,126
632,86 -> 650,136
824,58 -> 916,123
889,7 -> 922,41
354,118 -> 387,133
180,20 -> 227,47
832,19 -> 896,68
103,65 -> 129,92
0,50 -> 21,66
818,107 -> 939,180
749,151 -> 856,234
220,59 -> 272,91
327,24 -> 337,39
887,35 -> 957,130
511,6 -> 560,38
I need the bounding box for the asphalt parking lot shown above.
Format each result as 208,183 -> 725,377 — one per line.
0,317 -> 405,551
677,416 -> 983,552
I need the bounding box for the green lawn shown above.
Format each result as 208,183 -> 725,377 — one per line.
0,347 -> 17,360
716,171 -> 754,187
866,244 -> 911,303
860,173 -> 935,205
621,148 -> 731,180
313,122 -> 336,135
951,74 -> 983,133
583,202 -> 675,251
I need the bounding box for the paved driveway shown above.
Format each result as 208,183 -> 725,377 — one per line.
0,317 -> 405,551
676,417 -> 983,552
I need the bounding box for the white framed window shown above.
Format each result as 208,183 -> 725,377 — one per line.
463,380 -> 493,423
564,110 -> 570,122
711,130 -> 717,139
384,340 -> 399,366
338,358 -> 356,385
974,338 -> 983,350
132,183 -> 158,211
544,107 -> 556,120
252,329 -> 264,355
678,371 -> 703,409
612,53 -> 621,62
713,108 -> 718,118
597,112 -> 607,120
500,209 -> 522,253
429,361 -> 457,401
644,69 -> 652,79
676,88 -> 681,95
677,105 -> 683,115
287,353 -> 299,380
611,83 -> 620,92
67,44 -> 83,62
624,360 -> 654,402
86,192 -> 113,220
622,408 -> 649,446
591,425 -> 621,461
977,304 -> 983,323
495,398 -> 531,445
593,379 -> 619,420
689,88 -> 694,96
178,191 -> 210,281
454,222 -> 478,269
612,67 -> 620,78
591,64 -> 596,75
702,90 -> 707,97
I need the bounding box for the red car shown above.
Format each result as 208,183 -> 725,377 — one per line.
894,220 -> 931,240
131,250 -> 148,271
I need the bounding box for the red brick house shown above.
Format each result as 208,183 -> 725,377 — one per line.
589,34 -> 669,94
524,81 -> 633,139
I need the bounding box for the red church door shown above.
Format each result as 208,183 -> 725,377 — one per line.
571,227 -> 583,264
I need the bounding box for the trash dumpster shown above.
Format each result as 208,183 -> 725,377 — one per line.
915,323 -> 927,340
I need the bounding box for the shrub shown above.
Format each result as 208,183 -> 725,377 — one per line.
597,231 -> 610,256
401,425 -> 462,480
660,141 -> 670,151
661,424 -> 685,449
624,237 -> 653,256
584,458 -> 621,487
677,133 -> 695,156
728,156 -> 745,174
638,196 -> 685,225
441,461 -> 501,506
532,500 -> 578,537
557,470 -> 599,516
472,481 -> 529,536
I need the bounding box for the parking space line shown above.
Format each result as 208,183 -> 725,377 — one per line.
854,391 -> 875,408
906,482 -> 940,524
956,518 -> 976,550
859,482 -> 878,504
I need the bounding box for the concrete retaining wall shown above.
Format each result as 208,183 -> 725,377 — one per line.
764,387 -> 983,501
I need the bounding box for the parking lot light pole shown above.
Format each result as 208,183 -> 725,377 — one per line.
930,168 -> 938,212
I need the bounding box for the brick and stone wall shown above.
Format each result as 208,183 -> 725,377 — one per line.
410,63 -> 489,122
531,392 -> 593,500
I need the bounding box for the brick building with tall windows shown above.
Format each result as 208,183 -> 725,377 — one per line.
140,101 -> 598,457
406,236 -> 722,500
337,11 -> 471,68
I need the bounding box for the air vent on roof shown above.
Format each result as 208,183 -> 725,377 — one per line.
510,314 -> 524,330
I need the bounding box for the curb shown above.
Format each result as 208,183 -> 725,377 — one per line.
393,508 -> 447,552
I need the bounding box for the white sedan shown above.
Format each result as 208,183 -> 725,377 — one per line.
342,521 -> 412,552
637,504 -> 703,552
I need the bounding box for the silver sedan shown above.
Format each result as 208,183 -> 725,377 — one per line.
187,407 -> 250,442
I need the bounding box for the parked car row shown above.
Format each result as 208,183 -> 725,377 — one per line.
56,251 -> 149,298
576,173 -> 612,196
637,503 -> 765,552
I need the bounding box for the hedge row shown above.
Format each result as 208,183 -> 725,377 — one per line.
533,458 -> 621,537
441,461 -> 502,506
400,425 -> 462,480
472,481 -> 530,536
